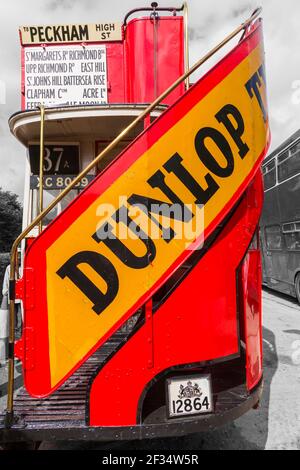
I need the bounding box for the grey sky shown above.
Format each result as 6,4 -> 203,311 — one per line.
0,0 -> 299,199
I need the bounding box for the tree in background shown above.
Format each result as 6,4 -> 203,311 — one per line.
0,188 -> 22,253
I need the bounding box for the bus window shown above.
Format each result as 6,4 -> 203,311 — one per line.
283,221 -> 300,251
282,222 -> 295,233
265,225 -> 283,250
31,188 -> 79,226
278,142 -> 300,183
284,232 -> 300,251
263,160 -> 276,190
96,140 -> 132,173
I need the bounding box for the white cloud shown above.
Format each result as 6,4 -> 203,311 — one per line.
0,0 -> 299,198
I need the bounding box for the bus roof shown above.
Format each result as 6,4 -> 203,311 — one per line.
264,129 -> 300,165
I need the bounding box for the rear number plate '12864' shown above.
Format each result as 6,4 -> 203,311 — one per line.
167,375 -> 213,418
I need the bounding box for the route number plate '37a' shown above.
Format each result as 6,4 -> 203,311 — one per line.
167,375 -> 213,418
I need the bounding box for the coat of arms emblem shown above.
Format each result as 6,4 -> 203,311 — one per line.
178,381 -> 203,399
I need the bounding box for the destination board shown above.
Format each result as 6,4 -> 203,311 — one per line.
24,45 -> 107,109
20,22 -> 122,45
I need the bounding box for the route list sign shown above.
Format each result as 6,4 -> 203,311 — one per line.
24,45 -> 107,109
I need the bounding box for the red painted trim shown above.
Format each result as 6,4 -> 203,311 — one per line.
242,250 -> 264,391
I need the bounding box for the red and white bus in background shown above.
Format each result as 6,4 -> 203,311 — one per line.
0,3 -> 270,443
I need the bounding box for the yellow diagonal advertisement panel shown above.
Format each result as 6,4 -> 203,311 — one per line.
21,26 -> 269,396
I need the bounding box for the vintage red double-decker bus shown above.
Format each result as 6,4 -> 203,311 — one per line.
0,3 -> 270,444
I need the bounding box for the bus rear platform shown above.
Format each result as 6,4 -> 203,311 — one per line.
0,330 -> 263,442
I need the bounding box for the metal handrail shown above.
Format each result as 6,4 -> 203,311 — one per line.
38,105 -> 45,233
123,3 -> 184,26
183,2 -> 190,90
5,7 -> 262,426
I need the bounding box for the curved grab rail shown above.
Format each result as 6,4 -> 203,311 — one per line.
5,7 -> 262,426
38,105 -> 45,234
123,3 -> 184,26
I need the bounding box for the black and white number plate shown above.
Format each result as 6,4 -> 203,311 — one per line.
167,375 -> 213,418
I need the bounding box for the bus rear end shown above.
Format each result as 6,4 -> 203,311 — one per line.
0,3 -> 270,442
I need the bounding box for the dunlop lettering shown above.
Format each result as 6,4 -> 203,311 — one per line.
57,251 -> 119,315
195,127 -> 235,178
215,104 -> 250,159
57,96 -> 257,314
93,206 -> 157,270
245,65 -> 267,122
163,153 -> 219,206
127,194 -> 191,243
147,170 -> 190,208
